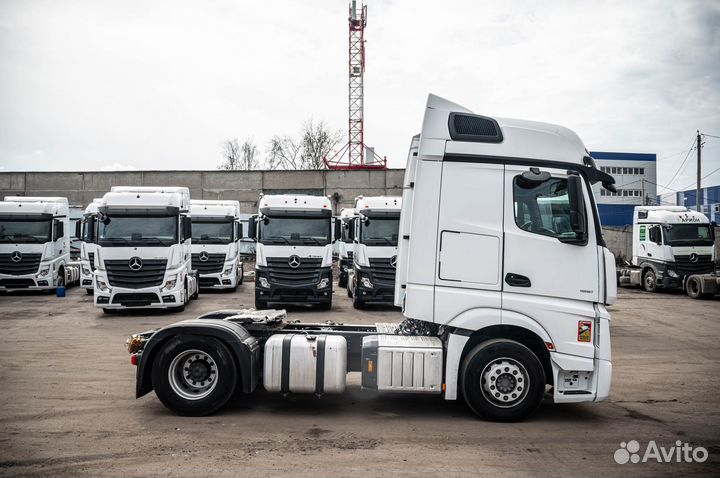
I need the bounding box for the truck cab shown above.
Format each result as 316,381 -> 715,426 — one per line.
249,194 -> 335,310
623,206 -> 715,292
78,199 -> 101,294
0,196 -> 76,292
93,186 -> 198,312
190,200 -> 244,290
349,196 -> 401,308
336,207 -> 357,288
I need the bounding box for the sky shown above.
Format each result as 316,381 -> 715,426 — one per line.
0,0 -> 719,196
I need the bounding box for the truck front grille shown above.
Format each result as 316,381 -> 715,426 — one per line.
191,253 -> 226,274
347,251 -> 354,262
104,259 -> 168,289
88,252 -> 96,271
265,257 -> 323,285
368,257 -> 397,284
674,255 -> 714,275
0,253 -> 42,275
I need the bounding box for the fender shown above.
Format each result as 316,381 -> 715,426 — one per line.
135,319 -> 259,398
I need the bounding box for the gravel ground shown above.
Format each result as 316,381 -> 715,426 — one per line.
0,279 -> 719,477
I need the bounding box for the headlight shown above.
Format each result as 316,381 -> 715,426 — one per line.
667,269 -> 678,278
222,267 -> 234,276
161,275 -> 178,292
259,277 -> 271,289
38,267 -> 50,277
361,276 -> 373,289
317,278 -> 330,289
96,279 -> 110,293
82,266 -> 91,275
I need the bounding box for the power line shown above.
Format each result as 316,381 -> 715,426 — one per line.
702,133 -> 720,139
660,136 -> 696,192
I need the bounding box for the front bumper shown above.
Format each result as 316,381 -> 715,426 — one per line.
354,268 -> 395,305
95,286 -> 184,309
0,272 -> 57,291
197,270 -> 238,289
255,267 -> 332,305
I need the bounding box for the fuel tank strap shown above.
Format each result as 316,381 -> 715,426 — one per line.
315,336 -> 326,395
280,334 -> 293,393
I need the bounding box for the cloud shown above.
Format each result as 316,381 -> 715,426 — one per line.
0,0 -> 717,191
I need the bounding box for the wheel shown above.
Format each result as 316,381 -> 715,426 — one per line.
686,276 -> 711,299
151,335 -> 237,416
174,303 -> 186,312
318,299 -> 332,310
460,339 -> 545,422
102,308 -> 114,315
352,285 -> 366,310
346,284 -> 352,298
238,267 -> 244,285
643,269 -> 657,293
56,268 -> 65,289
86,289 -> 93,295
255,298 -> 268,309
192,283 -> 199,300
338,275 -> 347,288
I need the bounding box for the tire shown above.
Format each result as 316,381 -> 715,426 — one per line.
352,285 -> 366,310
86,289 -> 94,295
460,339 -> 545,422
338,276 -> 347,288
686,276 -> 711,299
318,299 -> 332,310
174,303 -> 186,312
643,269 -> 657,293
56,268 -> 65,289
238,268 -> 244,285
102,308 -> 114,315
151,335 -> 237,416
255,298 -> 268,309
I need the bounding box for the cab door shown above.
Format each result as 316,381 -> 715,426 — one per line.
502,165 -> 600,357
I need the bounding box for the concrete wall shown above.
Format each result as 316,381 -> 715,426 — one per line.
0,169 -> 406,214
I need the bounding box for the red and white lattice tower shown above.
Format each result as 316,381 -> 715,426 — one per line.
324,0 -> 387,170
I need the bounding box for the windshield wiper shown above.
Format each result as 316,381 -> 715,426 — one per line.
141,237 -> 174,247
195,237 -> 227,244
3,234 -> 43,243
263,236 -> 290,244
101,238 -> 131,245
367,237 -> 393,245
302,237 -> 326,245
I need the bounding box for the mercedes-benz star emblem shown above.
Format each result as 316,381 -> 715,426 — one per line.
689,253 -> 699,263
288,255 -> 301,268
128,256 -> 143,271
199,251 -> 210,262
390,255 -> 398,268
10,251 -> 22,263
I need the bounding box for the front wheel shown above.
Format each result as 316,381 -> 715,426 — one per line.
643,269 -> 657,293
460,339 -> 545,422
86,289 -> 93,295
151,335 -> 238,416
255,298 -> 268,309
352,285 -> 366,310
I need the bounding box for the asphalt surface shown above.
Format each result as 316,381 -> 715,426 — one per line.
1,278 -> 719,477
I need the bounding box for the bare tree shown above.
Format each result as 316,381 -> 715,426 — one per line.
267,135 -> 303,170
301,120 -> 342,169
219,138 -> 261,170
266,120 -> 342,170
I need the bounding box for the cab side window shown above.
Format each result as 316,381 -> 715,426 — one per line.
513,176 -> 574,239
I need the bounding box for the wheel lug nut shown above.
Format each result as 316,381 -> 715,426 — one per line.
504,367 -> 509,372
512,370 -> 517,375
490,385 -> 495,390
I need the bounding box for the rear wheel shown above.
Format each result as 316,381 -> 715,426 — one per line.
686,275 -> 711,299
643,269 -> 657,293
460,339 -> 545,422
152,335 -> 237,416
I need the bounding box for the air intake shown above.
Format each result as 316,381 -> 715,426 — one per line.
448,113 -> 503,143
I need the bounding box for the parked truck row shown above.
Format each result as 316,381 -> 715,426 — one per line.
125,94 -> 620,422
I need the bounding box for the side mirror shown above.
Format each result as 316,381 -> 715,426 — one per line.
88,217 -> 96,242
183,216 -> 192,242
54,220 -> 64,241
348,220 -> 355,241
248,216 -> 257,240
333,218 -> 342,242
75,220 -> 82,239
560,174 -> 587,245
237,222 -> 243,241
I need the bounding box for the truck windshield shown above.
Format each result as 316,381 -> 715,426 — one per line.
664,224 -> 714,246
192,220 -> 234,245
259,217 -> 331,245
360,217 -> 400,246
98,215 -> 178,247
0,219 -> 52,243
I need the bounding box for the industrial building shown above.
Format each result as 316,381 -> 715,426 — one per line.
590,151 -> 657,226
677,185 -> 720,222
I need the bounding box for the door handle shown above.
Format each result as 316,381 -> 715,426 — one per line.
505,273 -> 531,287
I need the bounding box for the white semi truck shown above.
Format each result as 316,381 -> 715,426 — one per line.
618,206 -> 718,298
0,196 -> 79,292
77,199 -> 101,294
248,194 -> 336,310
348,196 -> 402,309
336,207 -> 357,288
126,94 -> 617,422
190,200 -> 244,291
93,186 -> 199,313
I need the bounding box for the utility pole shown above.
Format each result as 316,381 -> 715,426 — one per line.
641,178 -> 646,205
696,130 -> 702,212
